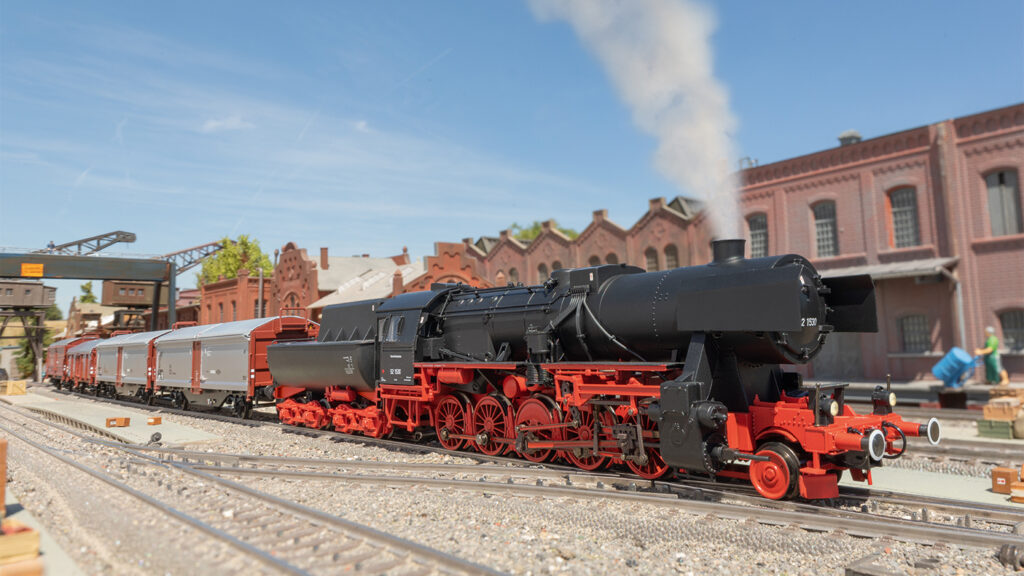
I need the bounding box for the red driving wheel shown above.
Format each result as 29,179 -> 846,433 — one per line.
514,398 -> 561,463
563,409 -> 607,471
474,395 -> 510,455
625,413 -> 670,480
750,442 -> 800,500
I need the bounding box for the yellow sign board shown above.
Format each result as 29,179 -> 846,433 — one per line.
20,263 -> 44,277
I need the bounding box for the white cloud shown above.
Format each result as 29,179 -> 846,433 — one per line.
200,115 -> 254,133
353,120 -> 370,133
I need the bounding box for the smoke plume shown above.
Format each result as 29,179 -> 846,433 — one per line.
529,0 -> 740,238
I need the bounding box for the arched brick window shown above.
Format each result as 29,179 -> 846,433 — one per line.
664,244 -> 679,269
218,303 -> 224,322
986,169 -> 1022,237
644,248 -> 659,272
887,187 -> 920,248
508,268 -> 519,284
1000,309 -> 1024,352
605,253 -> 619,265
231,301 -> 237,321
589,255 -> 601,266
812,201 -> 839,257
552,261 -> 563,271
747,213 -> 768,257
537,263 -> 548,282
495,270 -> 506,286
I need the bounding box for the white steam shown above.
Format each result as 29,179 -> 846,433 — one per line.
529,0 -> 740,238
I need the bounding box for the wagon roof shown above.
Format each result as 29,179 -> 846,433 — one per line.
70,339 -> 103,354
156,317 -> 302,343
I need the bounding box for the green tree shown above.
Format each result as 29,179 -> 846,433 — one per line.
15,330 -> 53,380
45,304 -> 63,320
79,281 -> 97,304
509,220 -> 579,242
196,235 -> 274,286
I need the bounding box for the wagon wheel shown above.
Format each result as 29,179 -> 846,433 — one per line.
514,397 -> 562,463
625,413 -> 670,480
473,395 -> 511,455
563,408 -> 608,471
749,441 -> 801,500
232,396 -> 252,420
434,395 -> 468,451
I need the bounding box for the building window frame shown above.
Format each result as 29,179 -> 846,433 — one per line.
985,168 -> 1023,237
886,186 -> 921,248
537,263 -> 548,282
747,212 -> 769,258
508,268 -> 519,285
644,247 -> 659,272
898,314 -> 930,353
1000,309 -> 1024,352
812,200 -> 839,258
589,255 -> 601,267
605,252 -> 619,265
664,244 -> 679,269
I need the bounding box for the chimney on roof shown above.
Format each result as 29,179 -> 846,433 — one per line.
392,269 -> 404,296
320,247 -> 329,270
499,229 -> 510,240
838,130 -> 862,147
593,209 -> 607,222
649,197 -> 665,210
542,220 -> 555,231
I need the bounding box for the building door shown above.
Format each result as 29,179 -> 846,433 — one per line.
811,332 -> 864,380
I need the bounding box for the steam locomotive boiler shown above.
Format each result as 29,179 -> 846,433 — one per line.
267,239 -> 941,500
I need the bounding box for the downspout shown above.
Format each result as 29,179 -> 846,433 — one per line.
257,268 -> 264,319
938,266 -> 966,349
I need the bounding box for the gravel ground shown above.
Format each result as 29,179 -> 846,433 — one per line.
4,429 -> 266,575
4,389 -> 1018,575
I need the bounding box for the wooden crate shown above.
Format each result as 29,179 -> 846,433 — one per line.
992,467 -> 1020,494
0,520 -> 39,565
977,418 -> 1015,439
989,385 -> 1024,402
983,398 -> 1022,421
105,417 -> 130,428
0,439 -> 5,521
0,556 -> 43,576
0,381 -> 25,396
1012,481 -> 1024,505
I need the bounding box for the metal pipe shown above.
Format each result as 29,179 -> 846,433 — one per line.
938,267 -> 965,349
257,267 -> 264,319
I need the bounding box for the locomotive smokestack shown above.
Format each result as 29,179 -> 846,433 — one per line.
711,239 -> 745,264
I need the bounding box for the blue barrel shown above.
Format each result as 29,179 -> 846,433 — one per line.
931,347 -> 974,387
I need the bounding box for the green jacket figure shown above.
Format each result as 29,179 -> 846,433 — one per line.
975,326 -> 1010,385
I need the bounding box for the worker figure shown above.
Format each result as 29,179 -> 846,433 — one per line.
46,240 -> 55,252
975,326 -> 1010,385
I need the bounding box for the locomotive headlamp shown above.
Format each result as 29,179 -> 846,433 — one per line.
828,399 -> 840,417
863,429 -> 886,461
870,385 -> 894,416
920,418 -> 941,445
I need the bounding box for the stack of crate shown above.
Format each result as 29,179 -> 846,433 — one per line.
991,463 -> 1024,505
0,437 -> 42,575
978,391 -> 1024,439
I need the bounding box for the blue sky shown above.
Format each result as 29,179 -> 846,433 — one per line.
1,1 -> 1022,314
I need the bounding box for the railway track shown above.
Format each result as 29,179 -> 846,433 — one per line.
15,387 -> 1024,550
0,403 -> 499,576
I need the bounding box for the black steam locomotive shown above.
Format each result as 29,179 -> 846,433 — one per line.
267,239 -> 940,500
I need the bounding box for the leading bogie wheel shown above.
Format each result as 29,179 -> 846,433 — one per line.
750,441 -> 801,500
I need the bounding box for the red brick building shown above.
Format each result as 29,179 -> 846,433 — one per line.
736,103 -> 1023,382
425,103 -> 1023,383
269,243 -> 423,322
200,269 -> 272,325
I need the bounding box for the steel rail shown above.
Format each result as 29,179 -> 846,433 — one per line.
0,421 -> 311,576
184,462 -> 1024,549
118,446 -> 503,576
0,402 -> 502,576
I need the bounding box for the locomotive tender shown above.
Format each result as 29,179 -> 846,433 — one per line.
267,239 -> 941,500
